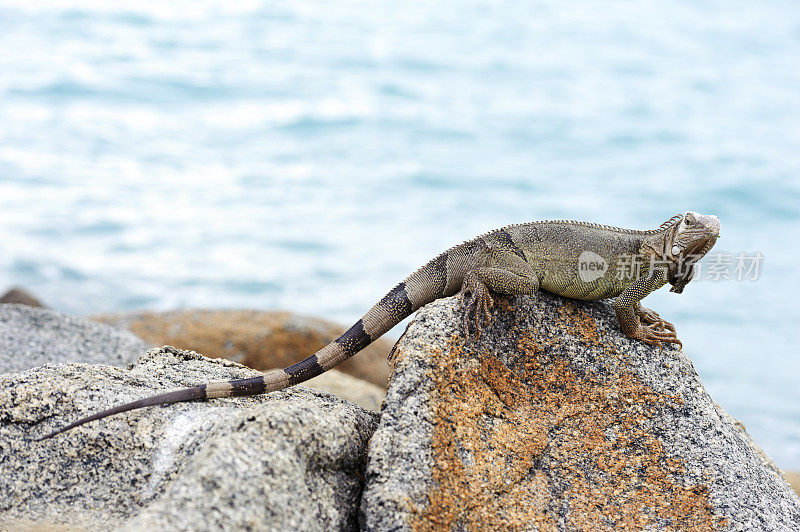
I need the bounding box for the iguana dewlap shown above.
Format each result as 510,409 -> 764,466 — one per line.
36,211 -> 720,440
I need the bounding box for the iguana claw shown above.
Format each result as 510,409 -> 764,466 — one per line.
636,306 -> 677,334
628,320 -> 683,350
459,280 -> 494,341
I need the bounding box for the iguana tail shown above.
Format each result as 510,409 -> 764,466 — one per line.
36,249 -> 458,441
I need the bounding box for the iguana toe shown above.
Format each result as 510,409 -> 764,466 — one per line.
459,281 -> 495,341
636,307 -> 677,334
627,322 -> 683,350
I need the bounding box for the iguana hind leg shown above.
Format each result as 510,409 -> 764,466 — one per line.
459,270 -> 495,337
459,251 -> 540,340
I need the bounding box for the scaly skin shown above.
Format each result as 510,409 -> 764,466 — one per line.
35,211 -> 720,440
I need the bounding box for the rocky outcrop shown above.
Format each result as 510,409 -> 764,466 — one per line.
0,347 -> 379,531
91,309 -> 393,388
0,304 -> 148,373
360,294 -> 800,530
0,287 -> 45,307
3,296 -> 797,530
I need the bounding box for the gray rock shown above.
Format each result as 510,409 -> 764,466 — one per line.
360,294 -> 800,531
0,304 -> 148,374
0,347 -> 379,531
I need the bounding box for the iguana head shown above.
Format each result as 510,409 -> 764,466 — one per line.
664,211 -> 720,293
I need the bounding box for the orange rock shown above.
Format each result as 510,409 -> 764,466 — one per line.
362,294 -> 800,530
787,471 -> 800,497
90,309 -> 392,389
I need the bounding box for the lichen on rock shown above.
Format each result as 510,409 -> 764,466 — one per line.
360,293 -> 800,530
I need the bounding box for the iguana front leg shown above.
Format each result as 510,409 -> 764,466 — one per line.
614,274 -> 682,349
459,250 -> 540,339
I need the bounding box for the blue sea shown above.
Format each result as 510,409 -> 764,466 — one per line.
1,0 -> 799,468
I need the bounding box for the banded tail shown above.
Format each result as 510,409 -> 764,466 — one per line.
36,249 -> 461,441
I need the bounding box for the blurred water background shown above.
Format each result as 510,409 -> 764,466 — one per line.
1,0 -> 799,467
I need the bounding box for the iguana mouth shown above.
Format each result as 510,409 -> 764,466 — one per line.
678,230 -> 717,260
698,236 -> 716,257
692,233 -> 717,259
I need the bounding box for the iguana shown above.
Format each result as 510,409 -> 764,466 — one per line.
36,211 -> 720,440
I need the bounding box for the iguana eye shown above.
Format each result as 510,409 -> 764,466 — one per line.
684,213 -> 695,225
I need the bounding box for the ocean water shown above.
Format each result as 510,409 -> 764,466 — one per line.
1,0 -> 799,468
